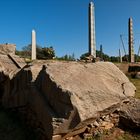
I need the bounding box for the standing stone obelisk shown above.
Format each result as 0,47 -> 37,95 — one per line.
119,49 -> 122,63
89,1 -> 96,58
31,30 -> 36,60
128,18 -> 134,63
100,45 -> 103,60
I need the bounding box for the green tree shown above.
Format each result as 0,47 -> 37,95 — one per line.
71,53 -> 75,61
80,52 -> 89,60
135,54 -> 140,62
80,51 -> 110,61
41,46 -> 55,59
56,53 -> 75,61
110,56 -> 118,62
21,44 -> 32,58
16,44 -> 55,60
122,55 -> 128,62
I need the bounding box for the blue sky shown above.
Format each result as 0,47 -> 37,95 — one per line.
0,0 -> 140,58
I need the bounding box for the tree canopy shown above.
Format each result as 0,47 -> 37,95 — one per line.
80,50 -> 110,61
55,53 -> 76,61
16,44 -> 55,60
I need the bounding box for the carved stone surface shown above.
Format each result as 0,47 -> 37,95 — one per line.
89,2 -> 96,57
128,18 -> 135,63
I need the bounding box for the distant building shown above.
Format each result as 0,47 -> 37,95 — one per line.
0,43 -> 16,55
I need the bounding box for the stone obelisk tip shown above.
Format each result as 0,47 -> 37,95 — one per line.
31,29 -> 36,60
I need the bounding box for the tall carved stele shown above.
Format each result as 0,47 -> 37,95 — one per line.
89,1 -> 96,58
119,49 -> 122,63
100,45 -> 103,60
31,30 -> 36,60
128,18 -> 134,63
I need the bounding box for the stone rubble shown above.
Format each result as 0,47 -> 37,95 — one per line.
60,112 -> 120,140
60,98 -> 140,140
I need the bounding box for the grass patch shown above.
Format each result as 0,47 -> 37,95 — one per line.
117,132 -> 140,140
129,78 -> 140,99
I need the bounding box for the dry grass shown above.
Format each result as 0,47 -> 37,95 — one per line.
129,78 -> 140,99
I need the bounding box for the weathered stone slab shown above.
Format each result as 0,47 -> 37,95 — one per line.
0,44 -> 16,55
0,54 -> 18,72
33,61 -> 136,133
52,135 -> 62,140
119,98 -> 140,129
8,54 -> 26,69
0,61 -> 136,139
0,54 -> 26,80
